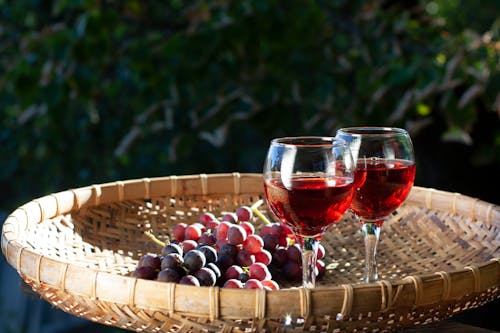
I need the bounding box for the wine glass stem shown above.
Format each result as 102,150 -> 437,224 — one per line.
301,237 -> 319,288
361,222 -> 381,283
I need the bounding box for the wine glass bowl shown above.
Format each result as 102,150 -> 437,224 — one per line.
263,137 -> 355,288
336,127 -> 416,283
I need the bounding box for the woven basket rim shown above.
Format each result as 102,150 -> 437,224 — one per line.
2,173 -> 499,325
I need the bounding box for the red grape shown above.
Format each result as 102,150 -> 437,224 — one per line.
236,206 -> 253,221
270,223 -> 284,238
240,221 -> 255,236
261,279 -> 280,290
278,234 -> 289,247
199,212 -> 217,226
192,222 -> 207,233
221,212 -> 238,223
316,259 -> 326,278
243,234 -> 264,254
184,224 -> 202,241
173,223 -> 187,242
206,219 -> 220,230
317,243 -> 325,259
216,221 -> 233,240
281,223 -> 294,238
225,265 -> 244,280
227,225 -> 247,245
249,262 -> 271,281
181,240 -> 198,253
259,224 -> 273,237
198,232 -> 216,246
254,250 -> 272,265
223,279 -> 243,288
244,279 -> 264,289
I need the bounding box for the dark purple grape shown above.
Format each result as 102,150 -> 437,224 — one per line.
198,245 -> 217,264
194,267 -> 217,286
183,250 -> 206,273
161,243 -> 183,257
206,262 -> 221,279
137,254 -> 161,271
219,243 -> 238,258
157,268 -> 181,283
132,266 -> 157,280
271,247 -> 289,268
270,223 -> 284,238
179,275 -> 200,286
161,253 -> 185,275
283,261 -> 301,281
215,253 -> 234,271
287,244 -> 301,263
236,249 -> 255,267
262,234 -> 279,252
238,272 -> 250,283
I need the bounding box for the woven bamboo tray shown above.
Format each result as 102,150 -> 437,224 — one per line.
1,173 -> 499,332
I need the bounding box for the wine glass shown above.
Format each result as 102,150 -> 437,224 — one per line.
263,137 -> 355,288
336,127 -> 416,283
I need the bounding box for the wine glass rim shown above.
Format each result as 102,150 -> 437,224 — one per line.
271,136 -> 348,147
337,126 -> 409,136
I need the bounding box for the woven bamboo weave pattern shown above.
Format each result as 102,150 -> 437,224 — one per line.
2,173 -> 499,332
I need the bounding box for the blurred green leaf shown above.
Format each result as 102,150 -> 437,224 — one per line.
0,0 -> 499,212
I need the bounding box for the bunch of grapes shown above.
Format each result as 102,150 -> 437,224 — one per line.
258,222 -> 326,282
132,202 -> 325,289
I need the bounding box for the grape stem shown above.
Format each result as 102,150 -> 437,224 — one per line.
144,230 -> 167,247
251,199 -> 271,225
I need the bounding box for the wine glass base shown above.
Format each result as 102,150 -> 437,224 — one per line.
363,274 -> 379,283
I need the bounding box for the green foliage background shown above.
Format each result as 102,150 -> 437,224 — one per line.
1,0 -> 499,212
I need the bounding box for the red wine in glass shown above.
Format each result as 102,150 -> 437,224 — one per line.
264,176 -> 354,237
336,127 -> 416,283
351,158 -> 416,224
263,136 -> 354,288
